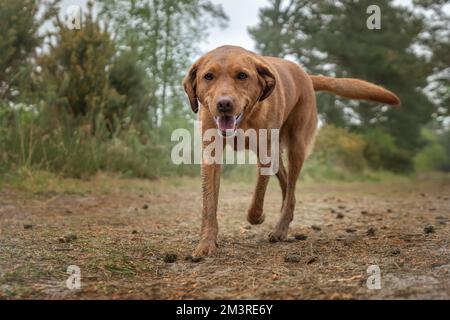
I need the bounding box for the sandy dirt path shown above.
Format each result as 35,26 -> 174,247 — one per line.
0,177 -> 449,299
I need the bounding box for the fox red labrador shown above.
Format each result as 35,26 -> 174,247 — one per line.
183,45 -> 400,257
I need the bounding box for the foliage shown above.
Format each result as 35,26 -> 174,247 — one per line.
363,129 -> 414,173
0,0 -> 58,101
0,104 -> 198,178
249,0 -> 441,153
98,0 -> 228,125
414,128 -> 450,172
311,125 -> 367,172
413,0 -> 450,121
1,0 -> 449,181
38,3 -> 121,133
108,50 -> 150,129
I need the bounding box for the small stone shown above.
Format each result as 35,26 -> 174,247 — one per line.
23,224 -> 33,230
424,226 -> 435,234
311,225 -> 322,232
307,256 -> 318,264
268,235 -> 279,243
142,204 -> 149,210
185,255 -> 203,263
367,227 -> 376,236
163,253 -> 178,263
345,228 -> 356,233
436,217 -> 447,225
132,230 -> 138,234
58,234 -> 77,243
284,254 -> 301,263
294,234 -> 308,241
361,210 -> 369,215
336,213 -> 344,219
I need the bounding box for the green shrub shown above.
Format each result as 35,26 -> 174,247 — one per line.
0,103 -> 199,179
414,128 -> 450,173
312,125 -> 367,172
414,144 -> 448,172
363,129 -> 413,173
439,129 -> 450,172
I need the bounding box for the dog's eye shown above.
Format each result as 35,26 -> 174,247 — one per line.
204,73 -> 214,81
238,72 -> 248,80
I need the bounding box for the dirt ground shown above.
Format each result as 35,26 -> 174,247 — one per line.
0,174 -> 449,299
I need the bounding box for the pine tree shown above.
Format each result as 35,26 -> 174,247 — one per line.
249,0 -> 437,154
39,2 -> 121,133
413,0 -> 450,121
0,0 -> 57,101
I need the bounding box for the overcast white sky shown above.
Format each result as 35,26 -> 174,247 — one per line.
199,0 -> 268,52
60,0 -> 446,55
59,0 -> 268,52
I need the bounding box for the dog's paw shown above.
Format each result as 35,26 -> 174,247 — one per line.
192,240 -> 217,257
247,211 -> 265,225
268,230 -> 288,243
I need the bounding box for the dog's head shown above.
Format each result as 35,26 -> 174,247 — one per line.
183,46 -> 276,136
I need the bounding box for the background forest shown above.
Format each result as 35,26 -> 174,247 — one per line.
1,0 -> 449,181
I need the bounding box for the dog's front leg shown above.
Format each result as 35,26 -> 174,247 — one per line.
193,161 -> 221,257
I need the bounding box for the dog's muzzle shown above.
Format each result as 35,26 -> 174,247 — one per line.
215,112 -> 243,137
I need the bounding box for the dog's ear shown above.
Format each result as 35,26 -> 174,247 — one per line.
183,60 -> 201,113
255,59 -> 276,101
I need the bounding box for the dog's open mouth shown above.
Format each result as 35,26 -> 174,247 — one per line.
214,113 -> 243,137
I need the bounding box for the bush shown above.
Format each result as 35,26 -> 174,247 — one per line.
439,129 -> 450,172
414,144 -> 448,172
414,128 -> 450,173
0,103 -> 198,179
312,125 -> 367,172
363,129 -> 414,173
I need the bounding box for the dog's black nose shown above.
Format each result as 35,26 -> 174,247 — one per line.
216,97 -> 234,113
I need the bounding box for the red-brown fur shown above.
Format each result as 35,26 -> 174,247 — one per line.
183,46 -> 400,257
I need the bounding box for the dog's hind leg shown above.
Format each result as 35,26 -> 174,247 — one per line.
275,152 -> 287,207
248,151 -> 287,225
269,137 -> 306,242
247,161 -> 271,225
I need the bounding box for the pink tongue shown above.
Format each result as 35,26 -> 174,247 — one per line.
218,116 -> 236,132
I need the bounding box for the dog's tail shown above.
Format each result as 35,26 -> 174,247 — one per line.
309,75 -> 401,106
